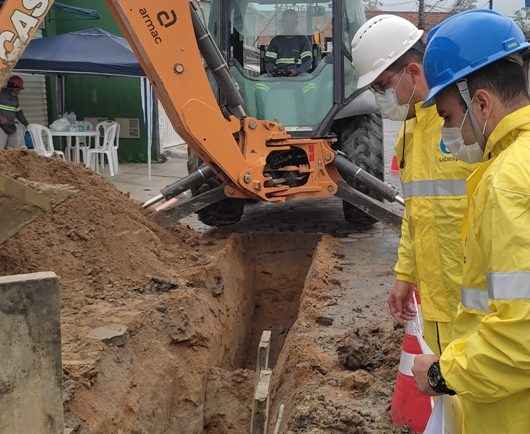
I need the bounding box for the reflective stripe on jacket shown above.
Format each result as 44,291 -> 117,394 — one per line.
264,35 -> 313,73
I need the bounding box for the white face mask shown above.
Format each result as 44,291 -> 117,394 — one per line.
374,71 -> 415,122
441,104 -> 487,164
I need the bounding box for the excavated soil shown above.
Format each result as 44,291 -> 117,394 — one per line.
0,150 -> 406,433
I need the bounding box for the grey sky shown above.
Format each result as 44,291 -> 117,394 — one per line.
378,0 -> 524,16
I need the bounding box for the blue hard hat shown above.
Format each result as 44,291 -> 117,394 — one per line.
423,9 -> 529,106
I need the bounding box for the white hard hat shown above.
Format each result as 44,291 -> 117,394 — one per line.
351,15 -> 424,89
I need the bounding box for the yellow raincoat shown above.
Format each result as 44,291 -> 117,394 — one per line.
440,105 -> 530,434
394,102 -> 476,354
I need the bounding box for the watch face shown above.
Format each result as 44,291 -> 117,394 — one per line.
428,363 -> 441,389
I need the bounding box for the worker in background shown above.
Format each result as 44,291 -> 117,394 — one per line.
0,75 -> 28,149
264,9 -> 313,77
412,10 -> 530,434
351,15 -> 476,356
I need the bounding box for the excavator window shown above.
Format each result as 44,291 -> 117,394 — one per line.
226,1 -> 331,77
204,0 -> 366,133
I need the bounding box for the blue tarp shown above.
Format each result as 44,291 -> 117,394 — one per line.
15,28 -> 144,77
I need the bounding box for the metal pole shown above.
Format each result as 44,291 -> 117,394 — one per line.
489,0 -> 493,9
418,0 -> 425,30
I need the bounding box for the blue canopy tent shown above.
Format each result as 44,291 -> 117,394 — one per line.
16,28 -> 144,77
14,28 -> 156,177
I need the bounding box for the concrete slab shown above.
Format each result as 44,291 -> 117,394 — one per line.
0,272 -> 64,434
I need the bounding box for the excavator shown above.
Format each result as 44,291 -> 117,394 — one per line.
0,0 -> 403,243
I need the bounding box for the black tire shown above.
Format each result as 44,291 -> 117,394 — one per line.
187,151 -> 244,226
333,113 -> 385,230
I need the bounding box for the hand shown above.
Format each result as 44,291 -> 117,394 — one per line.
388,279 -> 416,322
412,354 -> 440,395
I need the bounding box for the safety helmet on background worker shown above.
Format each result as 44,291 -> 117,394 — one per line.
423,9 -> 529,106
351,14 -> 423,89
7,75 -> 24,90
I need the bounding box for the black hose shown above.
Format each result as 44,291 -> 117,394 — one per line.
335,154 -> 404,205
142,165 -> 215,208
190,2 -> 246,119
161,165 -> 215,199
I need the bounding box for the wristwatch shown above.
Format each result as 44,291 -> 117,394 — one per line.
427,362 -> 456,395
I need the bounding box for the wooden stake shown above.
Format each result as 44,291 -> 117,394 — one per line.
256,330 -> 272,373
250,369 -> 272,434
273,403 -> 285,434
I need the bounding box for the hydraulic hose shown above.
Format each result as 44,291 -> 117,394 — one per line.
190,2 -> 246,119
335,153 -> 404,205
142,165 -> 215,208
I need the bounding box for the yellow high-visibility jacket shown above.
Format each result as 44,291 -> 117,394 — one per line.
394,102 -> 475,323
440,105 -> 530,434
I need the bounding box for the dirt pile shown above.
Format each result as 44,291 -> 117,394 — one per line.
0,149 -> 201,304
0,150 -> 231,433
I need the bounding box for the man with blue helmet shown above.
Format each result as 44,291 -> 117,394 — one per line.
412,9 -> 530,434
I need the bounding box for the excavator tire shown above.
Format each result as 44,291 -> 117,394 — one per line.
333,113 -> 385,230
186,151 -> 244,227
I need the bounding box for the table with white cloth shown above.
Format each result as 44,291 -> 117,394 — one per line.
50,130 -> 98,164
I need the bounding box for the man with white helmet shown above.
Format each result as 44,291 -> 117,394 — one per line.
351,15 -> 475,355
412,10 -> 530,433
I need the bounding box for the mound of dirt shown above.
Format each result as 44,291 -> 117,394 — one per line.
0,149 -> 202,306
1,150 -> 237,432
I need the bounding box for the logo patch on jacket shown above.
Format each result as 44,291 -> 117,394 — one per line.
440,140 -> 451,155
439,139 -> 458,162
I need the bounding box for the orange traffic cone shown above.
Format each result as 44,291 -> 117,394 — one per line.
391,292 -> 432,433
390,155 -> 400,174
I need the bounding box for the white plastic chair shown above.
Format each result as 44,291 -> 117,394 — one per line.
85,122 -> 119,176
27,124 -> 65,160
112,122 -> 120,175
84,121 -> 115,168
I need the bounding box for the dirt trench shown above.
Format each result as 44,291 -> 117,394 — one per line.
203,233 -> 320,434
61,232 -> 322,433
60,231 -> 402,434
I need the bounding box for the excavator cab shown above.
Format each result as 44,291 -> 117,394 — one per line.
189,0 -> 385,227
204,0 -> 366,135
